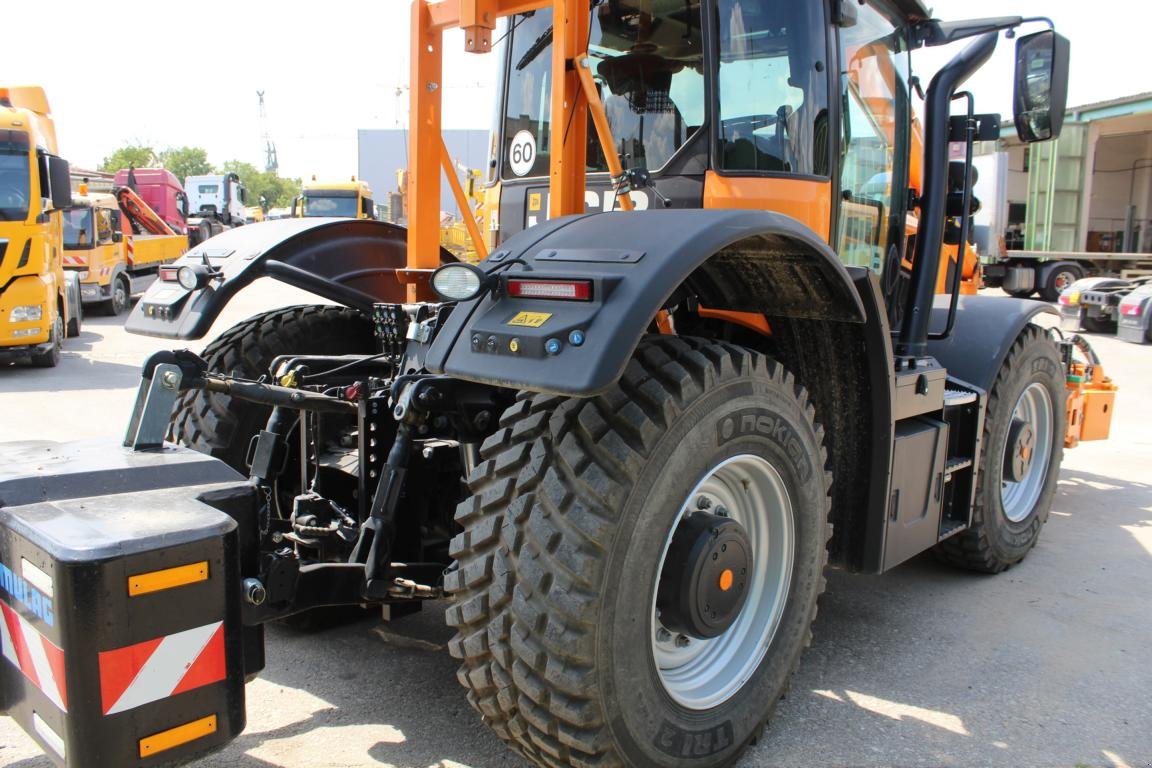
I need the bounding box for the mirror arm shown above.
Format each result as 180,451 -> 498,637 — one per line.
913,16 -> 1057,48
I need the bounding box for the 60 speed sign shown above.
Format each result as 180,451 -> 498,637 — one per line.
508,130 -> 537,176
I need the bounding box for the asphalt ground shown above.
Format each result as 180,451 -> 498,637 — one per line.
1,282 -> 1149,768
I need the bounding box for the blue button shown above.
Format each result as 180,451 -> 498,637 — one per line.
569,330 -> 585,346
545,338 -> 562,355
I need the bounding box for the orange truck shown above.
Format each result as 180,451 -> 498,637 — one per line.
0,85 -> 82,367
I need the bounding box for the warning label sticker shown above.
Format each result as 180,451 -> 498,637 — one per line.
507,311 -> 552,328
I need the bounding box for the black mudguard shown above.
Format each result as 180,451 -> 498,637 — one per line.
125,218 -> 452,340
426,209 -> 865,396
926,294 -> 1057,393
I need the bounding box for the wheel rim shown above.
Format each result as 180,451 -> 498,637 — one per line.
114,281 -> 128,312
652,454 -> 794,710
1001,382 -> 1053,522
1053,271 -> 1076,293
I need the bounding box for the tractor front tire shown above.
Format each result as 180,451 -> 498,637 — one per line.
935,325 -> 1065,573
169,304 -> 375,470
447,337 -> 831,768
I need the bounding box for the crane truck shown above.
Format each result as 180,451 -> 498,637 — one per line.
62,182 -> 188,315
0,4 -> 1120,768
0,86 -> 82,368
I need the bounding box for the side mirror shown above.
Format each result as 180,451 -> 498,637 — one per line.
1012,30 -> 1070,143
48,155 -> 72,209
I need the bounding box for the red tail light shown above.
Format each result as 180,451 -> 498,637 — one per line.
159,266 -> 180,282
506,279 -> 593,301
1120,302 -> 1142,317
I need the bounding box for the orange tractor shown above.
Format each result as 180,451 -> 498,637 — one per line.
0,3 -> 1115,768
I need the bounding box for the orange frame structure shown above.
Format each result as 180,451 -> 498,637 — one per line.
407,0 -> 599,298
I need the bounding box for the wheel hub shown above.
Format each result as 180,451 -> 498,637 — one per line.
656,512 -> 752,639
1005,417 -> 1036,483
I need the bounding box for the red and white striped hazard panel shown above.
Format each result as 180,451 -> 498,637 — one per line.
62,254 -> 87,267
98,621 -> 225,716
0,599 -> 68,712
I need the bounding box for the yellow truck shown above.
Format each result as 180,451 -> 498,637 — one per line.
0,85 -> 81,368
62,184 -> 187,315
292,176 -> 375,219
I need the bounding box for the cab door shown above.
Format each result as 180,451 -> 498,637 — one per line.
703,0 -> 833,239
834,1 -> 912,313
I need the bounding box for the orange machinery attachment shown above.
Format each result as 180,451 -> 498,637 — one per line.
116,186 -> 179,237
407,0 -> 586,300
1063,335 -> 1116,448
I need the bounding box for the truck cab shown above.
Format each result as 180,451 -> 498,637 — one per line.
185,172 -> 246,226
293,177 -> 375,219
0,86 -> 79,367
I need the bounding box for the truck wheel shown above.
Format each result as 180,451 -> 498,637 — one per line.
169,304 -> 375,470
1082,315 -> 1114,334
935,325 -> 1064,573
1039,264 -> 1083,303
98,275 -> 131,316
30,315 -> 64,368
447,337 -> 831,767
66,298 -> 82,338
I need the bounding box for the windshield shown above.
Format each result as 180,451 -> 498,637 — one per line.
63,208 -> 95,248
302,194 -> 359,218
501,3 -> 704,179
0,131 -> 32,221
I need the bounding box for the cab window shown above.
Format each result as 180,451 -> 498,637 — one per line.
715,0 -> 829,175
97,208 -> 114,244
836,1 -> 910,273
501,3 -> 705,179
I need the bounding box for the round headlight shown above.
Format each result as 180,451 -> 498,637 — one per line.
176,266 -> 199,291
431,263 -> 486,302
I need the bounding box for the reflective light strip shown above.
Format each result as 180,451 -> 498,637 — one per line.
99,621 -> 224,715
21,559 -> 53,597
138,714 -> 217,758
507,279 -> 593,300
33,712 -> 66,759
128,561 -> 208,596
0,599 -> 67,711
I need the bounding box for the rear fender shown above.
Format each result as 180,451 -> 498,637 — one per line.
124,218 -> 454,339
926,294 -> 1058,393
426,209 -> 865,396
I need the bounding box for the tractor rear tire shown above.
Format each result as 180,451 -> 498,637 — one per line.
446,337 -> 831,768
934,325 -> 1065,573
169,304 -> 375,471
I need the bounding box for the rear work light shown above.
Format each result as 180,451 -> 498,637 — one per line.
506,279 -> 593,301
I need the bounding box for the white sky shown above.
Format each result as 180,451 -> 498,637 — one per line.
2,1 -> 1146,180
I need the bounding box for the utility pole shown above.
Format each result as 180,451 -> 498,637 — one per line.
257,90 -> 279,173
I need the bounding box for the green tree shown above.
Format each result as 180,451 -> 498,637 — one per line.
221,160 -> 300,209
98,144 -> 157,172
159,147 -> 214,183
